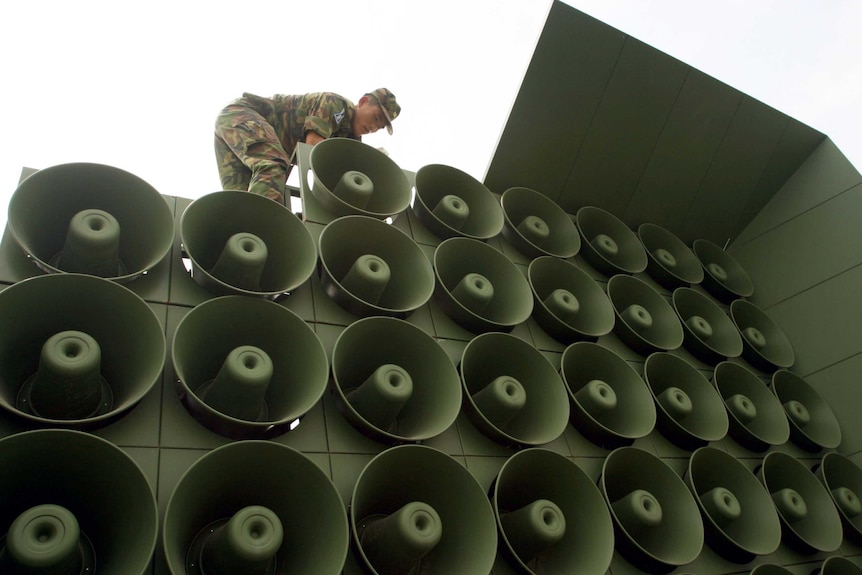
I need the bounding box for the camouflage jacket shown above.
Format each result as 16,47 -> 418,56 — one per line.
240,92 -> 359,157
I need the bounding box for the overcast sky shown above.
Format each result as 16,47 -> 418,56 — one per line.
2,1 -> 860,234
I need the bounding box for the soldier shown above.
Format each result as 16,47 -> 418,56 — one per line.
214,88 -> 400,204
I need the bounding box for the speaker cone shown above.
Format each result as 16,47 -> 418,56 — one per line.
6,162 -> 174,282
692,239 -> 754,303
492,448 -> 615,575
172,295 -> 329,439
0,273 -> 165,429
600,447 -> 704,574
575,206 -> 647,275
712,362 -> 790,452
460,332 -> 570,447
816,452 -> 862,545
685,447 -> 782,563
528,256 -> 615,344
500,187 -> 581,259
0,429 -> 157,575
730,299 -> 795,372
331,316 -> 462,444
644,353 -> 729,450
673,287 -> 743,365
318,215 -> 435,318
638,223 -> 704,289
433,237 -> 533,333
607,274 -> 684,355
757,451 -> 843,554
772,369 -> 841,452
351,445 -> 498,575
560,342 -> 656,448
308,137 -> 412,219
412,163 -> 504,240
163,440 -> 348,575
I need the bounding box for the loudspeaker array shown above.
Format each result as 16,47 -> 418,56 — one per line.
0,148 -> 854,575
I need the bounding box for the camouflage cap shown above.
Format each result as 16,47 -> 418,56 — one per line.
366,88 -> 400,135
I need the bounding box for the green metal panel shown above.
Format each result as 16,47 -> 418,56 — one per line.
622,69 -> 742,231
483,2 -> 625,199
804,353 -> 862,456
557,37 -> 689,215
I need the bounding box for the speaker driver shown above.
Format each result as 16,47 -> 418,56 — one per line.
492,448 -> 615,575
351,445 -> 498,575
575,206 -> 647,276
7,162 -> 174,282
500,187 -> 581,259
637,223 -> 704,289
0,429 -> 157,575
560,342 -> 656,449
308,137 -> 412,219
412,164 -> 504,240
692,239 -> 754,303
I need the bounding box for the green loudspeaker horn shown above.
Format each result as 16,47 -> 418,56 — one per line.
528,256 -> 615,344
460,332 -> 570,447
163,441 -> 348,575
644,353 -> 729,450
673,287 -> 743,365
816,453 -> 862,545
730,299 -> 795,372
308,137 -> 412,219
607,274 -> 684,355
6,162 -> 174,282
0,274 -> 165,429
757,451 -> 844,554
318,215 -> 435,318
331,317 -> 462,443
500,187 -> 581,259
575,206 -> 647,276
638,223 -> 704,289
412,163 -> 504,240
180,190 -> 317,298
560,342 -> 656,449
434,237 -> 533,333
713,362 -> 790,452
172,296 -> 329,439
750,566 -> 795,575
492,448 -> 615,575
772,370 -> 841,452
0,429 -> 157,575
693,239 -> 754,303
817,556 -> 862,575
600,447 -> 704,574
351,445 -> 497,575
685,447 -> 782,563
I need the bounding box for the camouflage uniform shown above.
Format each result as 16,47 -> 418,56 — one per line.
214,92 -> 359,204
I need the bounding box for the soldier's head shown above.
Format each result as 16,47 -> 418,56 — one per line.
353,88 -> 400,136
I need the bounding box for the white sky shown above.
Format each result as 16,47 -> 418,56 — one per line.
2,1 -> 861,233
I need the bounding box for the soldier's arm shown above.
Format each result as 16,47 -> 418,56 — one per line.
304,131 -> 325,146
